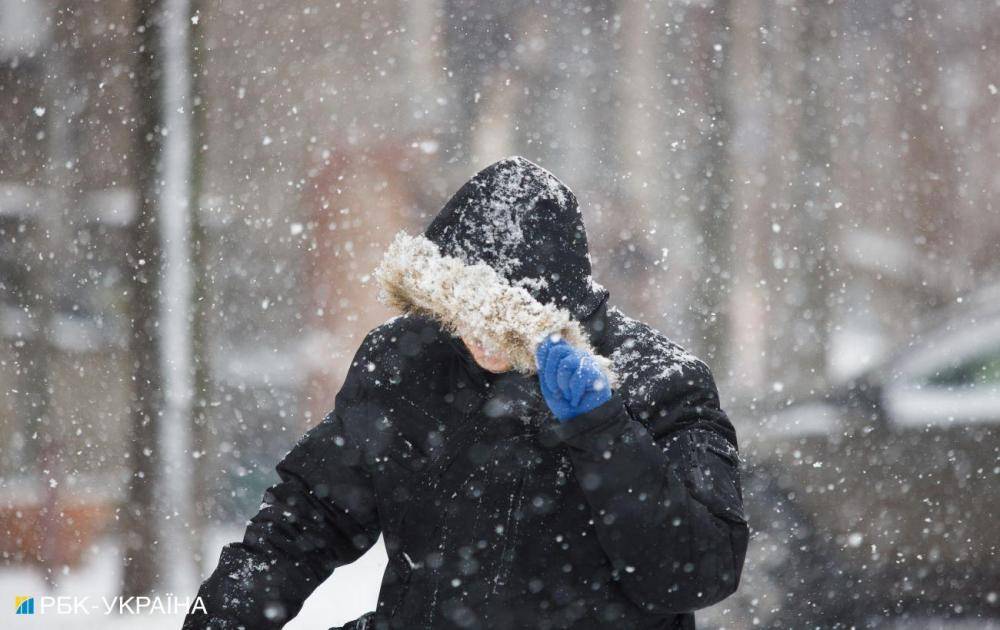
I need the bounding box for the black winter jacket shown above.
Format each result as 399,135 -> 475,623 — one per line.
183,157 -> 748,630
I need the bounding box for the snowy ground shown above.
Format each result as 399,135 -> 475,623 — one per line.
0,526 -> 388,629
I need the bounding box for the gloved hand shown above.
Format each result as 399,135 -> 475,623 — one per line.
535,335 -> 612,421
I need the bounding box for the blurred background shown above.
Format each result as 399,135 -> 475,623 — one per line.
1,0 -> 999,628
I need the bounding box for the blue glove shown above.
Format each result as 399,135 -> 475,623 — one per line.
535,335 -> 612,421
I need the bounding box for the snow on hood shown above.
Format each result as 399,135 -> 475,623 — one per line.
373,156 -> 615,384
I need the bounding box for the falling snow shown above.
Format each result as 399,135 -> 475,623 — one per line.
1,1 -> 998,628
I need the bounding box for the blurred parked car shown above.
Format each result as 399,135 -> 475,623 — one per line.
734,290 -> 1000,627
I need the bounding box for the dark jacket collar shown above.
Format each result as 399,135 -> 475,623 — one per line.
580,292 -> 611,354
446,333 -> 501,390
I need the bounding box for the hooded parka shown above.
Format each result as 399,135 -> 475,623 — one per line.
183,157 -> 748,630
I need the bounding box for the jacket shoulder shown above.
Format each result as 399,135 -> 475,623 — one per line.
603,306 -> 718,409
341,313 -> 453,398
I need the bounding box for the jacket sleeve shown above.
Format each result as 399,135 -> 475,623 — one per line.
183,351 -> 382,630
548,360 -> 748,616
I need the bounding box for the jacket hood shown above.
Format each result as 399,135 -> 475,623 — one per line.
373,156 -> 614,383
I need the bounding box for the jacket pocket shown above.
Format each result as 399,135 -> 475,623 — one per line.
678,429 -> 748,525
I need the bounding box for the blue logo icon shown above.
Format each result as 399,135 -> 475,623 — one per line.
15,596 -> 34,615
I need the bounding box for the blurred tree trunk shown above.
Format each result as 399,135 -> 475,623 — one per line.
33,1 -> 83,587
789,2 -> 837,393
189,0 -> 213,575
158,0 -> 197,593
122,0 -> 164,598
689,0 -> 734,373
578,1 -> 641,315
895,1 -> 957,307
586,0 -> 624,206
607,0 -> 660,319
442,0 -> 520,164
724,0 -> 770,395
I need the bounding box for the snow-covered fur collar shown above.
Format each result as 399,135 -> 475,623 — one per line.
374,231 -> 617,386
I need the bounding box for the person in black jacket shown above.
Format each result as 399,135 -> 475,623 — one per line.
183,156 -> 748,630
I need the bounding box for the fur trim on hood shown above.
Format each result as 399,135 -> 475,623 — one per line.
374,231 -> 617,386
